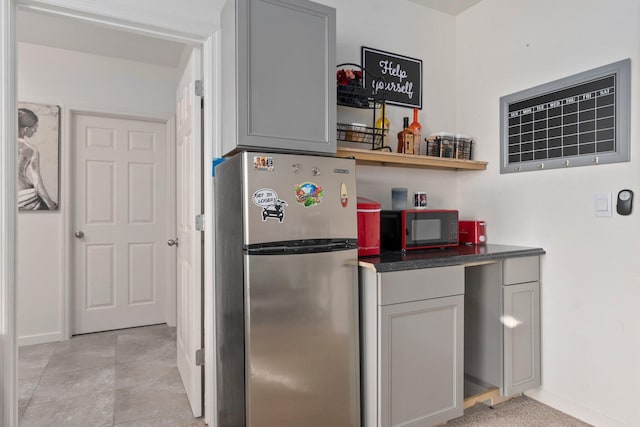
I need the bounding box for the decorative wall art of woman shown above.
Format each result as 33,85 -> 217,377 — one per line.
17,103 -> 60,211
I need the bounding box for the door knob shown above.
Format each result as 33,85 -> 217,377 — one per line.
167,238 -> 179,247
74,231 -> 84,238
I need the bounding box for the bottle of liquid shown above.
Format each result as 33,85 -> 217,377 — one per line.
397,117 -> 414,154
375,104 -> 390,130
409,108 -> 422,155
374,104 -> 390,147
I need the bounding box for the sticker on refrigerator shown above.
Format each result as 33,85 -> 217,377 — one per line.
253,156 -> 274,171
340,182 -> 348,207
294,182 -> 324,208
252,188 -> 287,223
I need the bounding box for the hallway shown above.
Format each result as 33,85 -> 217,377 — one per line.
18,325 -> 204,426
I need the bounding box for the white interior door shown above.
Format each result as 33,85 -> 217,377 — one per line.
72,113 -> 169,334
176,48 -> 203,417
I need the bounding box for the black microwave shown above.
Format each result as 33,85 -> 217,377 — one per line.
380,210 -> 459,251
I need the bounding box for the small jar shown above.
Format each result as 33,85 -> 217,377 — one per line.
426,132 -> 455,157
345,123 -> 367,142
454,134 -> 473,160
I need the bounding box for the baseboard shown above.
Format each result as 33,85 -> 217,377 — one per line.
18,332 -> 63,347
526,388 -> 628,427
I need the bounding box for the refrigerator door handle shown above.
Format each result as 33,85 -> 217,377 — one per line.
246,241 -> 357,255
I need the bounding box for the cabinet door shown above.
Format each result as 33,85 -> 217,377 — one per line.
503,281 -> 541,396
223,0 -> 336,155
380,296 -> 463,427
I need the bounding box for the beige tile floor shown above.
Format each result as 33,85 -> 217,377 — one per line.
18,324 -> 205,427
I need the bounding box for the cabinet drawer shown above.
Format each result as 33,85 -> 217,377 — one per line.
378,266 -> 464,305
503,256 -> 539,285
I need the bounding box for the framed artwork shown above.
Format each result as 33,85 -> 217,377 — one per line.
361,46 -> 423,108
17,102 -> 60,211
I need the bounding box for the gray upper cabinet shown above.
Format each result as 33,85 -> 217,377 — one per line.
221,0 -> 336,155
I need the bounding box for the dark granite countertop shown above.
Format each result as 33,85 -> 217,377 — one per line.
359,244 -> 546,273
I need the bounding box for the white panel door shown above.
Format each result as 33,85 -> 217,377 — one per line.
72,113 -> 168,334
176,48 -> 203,417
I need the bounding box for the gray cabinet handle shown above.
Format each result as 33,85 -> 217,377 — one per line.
74,231 -> 84,238
167,238 -> 179,247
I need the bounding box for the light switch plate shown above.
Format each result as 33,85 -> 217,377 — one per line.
595,192 -> 612,217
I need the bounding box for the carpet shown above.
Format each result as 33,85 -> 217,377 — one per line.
446,396 -> 592,426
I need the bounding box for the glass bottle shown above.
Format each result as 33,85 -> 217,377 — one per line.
397,117 -> 414,154
375,104 -> 390,130
375,104 -> 390,148
409,108 -> 422,155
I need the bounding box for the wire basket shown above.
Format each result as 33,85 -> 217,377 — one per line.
337,123 -> 387,150
337,63 -> 386,109
337,85 -> 377,108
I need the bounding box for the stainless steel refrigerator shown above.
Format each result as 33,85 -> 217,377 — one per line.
214,151 -> 360,427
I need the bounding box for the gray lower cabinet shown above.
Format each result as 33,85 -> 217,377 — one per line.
221,0 -> 336,156
503,280 -> 541,396
361,266 -> 464,427
361,255 -> 542,427
465,256 -> 541,398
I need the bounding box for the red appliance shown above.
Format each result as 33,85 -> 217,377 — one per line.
357,197 -> 381,256
458,220 -> 487,245
380,209 -> 459,251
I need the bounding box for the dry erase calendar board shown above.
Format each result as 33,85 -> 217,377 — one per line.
500,59 -> 630,173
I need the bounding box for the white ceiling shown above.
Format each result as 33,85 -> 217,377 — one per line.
409,0 -> 483,15
16,9 -> 188,68
16,0 -> 482,68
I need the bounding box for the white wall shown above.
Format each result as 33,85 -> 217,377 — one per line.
320,0 -> 460,208
17,42 -> 177,345
456,1 -> 640,425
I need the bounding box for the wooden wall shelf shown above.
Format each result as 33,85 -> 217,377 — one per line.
336,147 -> 488,171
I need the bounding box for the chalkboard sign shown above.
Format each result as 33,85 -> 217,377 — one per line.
361,46 -> 422,109
500,59 -> 630,173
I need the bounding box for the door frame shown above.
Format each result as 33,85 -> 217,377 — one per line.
2,3 -> 220,426
203,33 -> 219,427
64,107 -> 176,338
1,1 -> 17,426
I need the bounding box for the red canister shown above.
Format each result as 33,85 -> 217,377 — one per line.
357,197 -> 381,256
